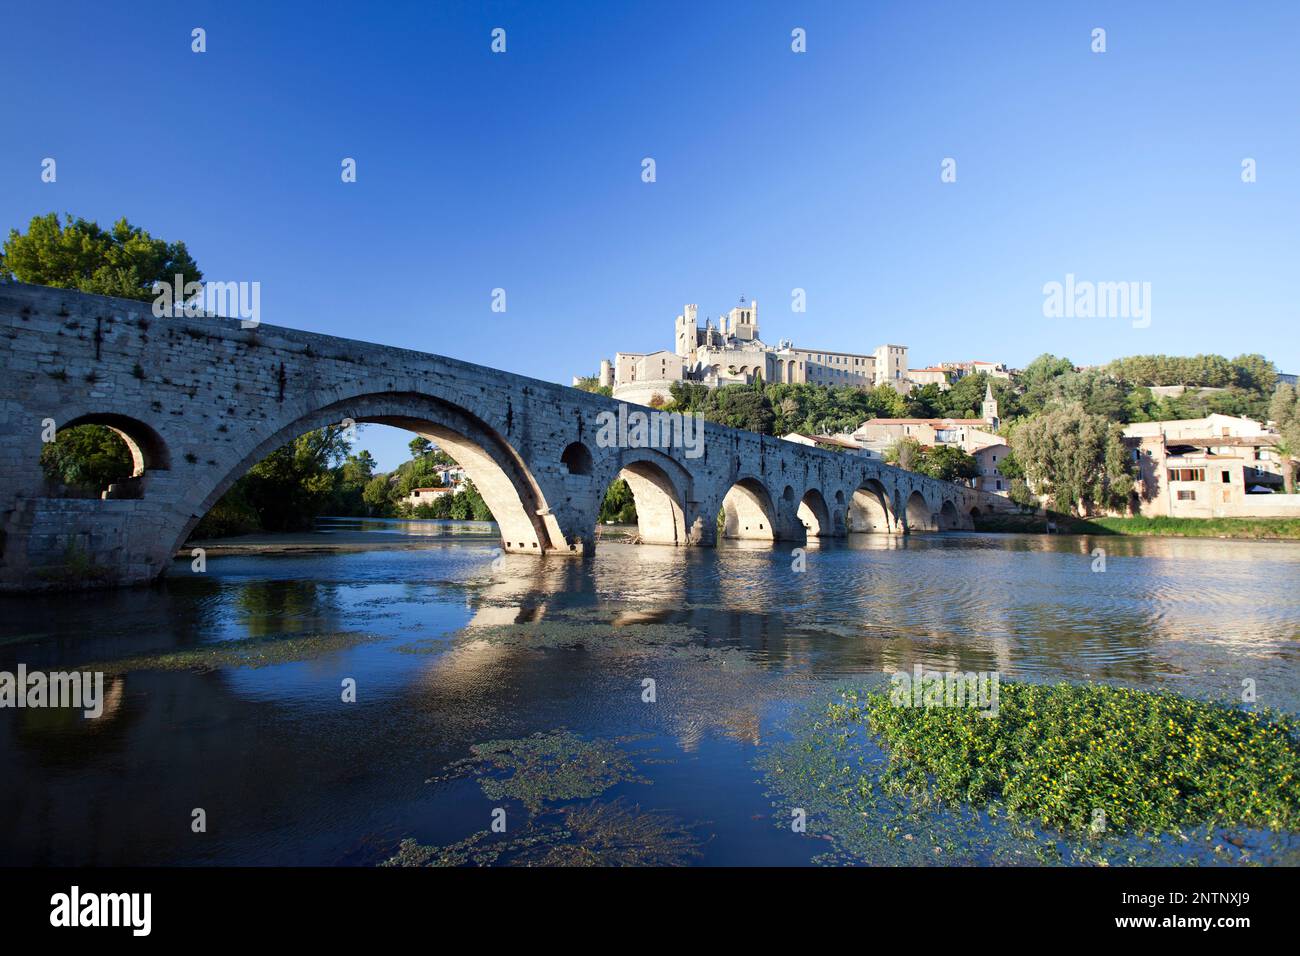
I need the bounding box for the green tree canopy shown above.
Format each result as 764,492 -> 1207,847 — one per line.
1268,384 -> 1300,494
39,425 -> 133,492
1009,403 -> 1134,516
1,213 -> 201,301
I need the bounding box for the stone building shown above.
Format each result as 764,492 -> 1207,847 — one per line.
405,486 -> 456,508
1123,414 -> 1297,518
607,297 -> 910,406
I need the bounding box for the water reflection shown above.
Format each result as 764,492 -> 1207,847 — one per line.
0,523 -> 1297,865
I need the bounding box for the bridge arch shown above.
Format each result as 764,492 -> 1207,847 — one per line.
720,476 -> 776,540
560,441 -> 594,476
597,448 -> 692,546
56,412 -> 171,477
904,490 -> 932,533
32,412 -> 171,501
848,478 -> 894,533
938,499 -> 962,530
797,488 -> 832,538
174,391 -> 557,558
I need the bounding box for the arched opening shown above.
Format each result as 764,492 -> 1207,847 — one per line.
905,491 -> 932,533
560,441 -> 593,476
596,455 -> 689,546
39,414 -> 169,499
719,477 -> 776,540
938,500 -> 961,530
797,488 -> 831,537
848,479 -> 893,533
969,506 -> 981,518
179,393 -> 556,557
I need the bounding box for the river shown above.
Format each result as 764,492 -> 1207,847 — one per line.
2,519 -> 1298,865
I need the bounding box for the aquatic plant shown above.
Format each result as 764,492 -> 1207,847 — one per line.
86,630 -> 383,673
850,681 -> 1300,835
430,730 -> 650,812
381,799 -> 701,867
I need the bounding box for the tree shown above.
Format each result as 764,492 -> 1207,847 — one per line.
1,213 -> 201,300
572,375 -> 613,397
39,425 -> 134,492
363,474 -> 396,516
235,426 -> 351,531
1010,404 -> 1133,515
997,449 -> 1024,480
886,437 -> 923,472
917,445 -> 981,484
1008,478 -> 1038,511
1017,354 -> 1076,415
1268,384 -> 1300,494
599,478 -> 637,523
408,437 -> 432,459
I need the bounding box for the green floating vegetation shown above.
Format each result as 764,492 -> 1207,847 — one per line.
87,630 -> 383,674
388,731 -> 701,866
382,799 -> 701,867
429,730 -> 651,812
844,681 -> 1300,835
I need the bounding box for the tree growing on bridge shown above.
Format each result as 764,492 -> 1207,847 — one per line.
1,212 -> 201,301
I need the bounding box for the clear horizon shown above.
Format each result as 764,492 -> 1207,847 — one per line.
4,1 -> 1296,469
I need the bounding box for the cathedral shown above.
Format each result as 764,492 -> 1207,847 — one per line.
598,297 -> 910,407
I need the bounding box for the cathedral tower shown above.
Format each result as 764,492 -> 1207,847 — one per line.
675,304 -> 699,357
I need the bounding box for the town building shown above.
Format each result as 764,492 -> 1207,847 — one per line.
848,384 -> 1012,492
405,486 -> 457,509
908,367 -> 952,389
1122,414 -> 1297,518
943,360 -> 1012,380
780,432 -> 881,458
605,297 -> 911,407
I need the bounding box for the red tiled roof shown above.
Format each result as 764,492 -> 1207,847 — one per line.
864,418 -> 987,426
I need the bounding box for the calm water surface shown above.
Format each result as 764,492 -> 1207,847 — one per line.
2,520 -> 1298,865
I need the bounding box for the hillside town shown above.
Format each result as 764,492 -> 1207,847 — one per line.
578,297 -> 1300,522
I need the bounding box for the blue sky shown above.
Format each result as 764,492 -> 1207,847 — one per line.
3,1 -> 1297,470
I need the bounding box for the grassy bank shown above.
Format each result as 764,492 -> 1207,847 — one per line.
973,512 -> 1300,540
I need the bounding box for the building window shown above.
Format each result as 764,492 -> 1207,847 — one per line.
1176,490 -> 1196,500
1221,470 -> 1231,483
1168,468 -> 1205,482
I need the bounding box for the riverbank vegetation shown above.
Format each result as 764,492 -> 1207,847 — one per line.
973,512 -> 1300,540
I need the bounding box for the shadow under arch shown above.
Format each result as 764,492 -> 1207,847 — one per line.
797,487 -> 831,538
848,478 -> 894,533
175,392 -> 556,557
721,476 -> 776,541
938,499 -> 962,530
905,490 -> 932,533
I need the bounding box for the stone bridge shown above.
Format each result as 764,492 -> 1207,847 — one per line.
0,283 -> 1014,591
